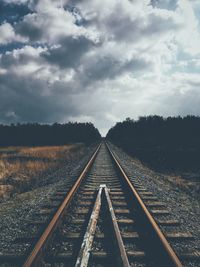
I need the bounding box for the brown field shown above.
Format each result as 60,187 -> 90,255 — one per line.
0,144 -> 83,201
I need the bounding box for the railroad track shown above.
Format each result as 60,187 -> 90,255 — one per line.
1,142 -> 199,267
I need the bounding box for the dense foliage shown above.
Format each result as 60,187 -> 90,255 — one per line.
107,116 -> 200,171
0,122 -> 101,146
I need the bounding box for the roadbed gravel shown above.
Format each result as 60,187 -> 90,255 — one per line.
0,142 -> 199,267
109,142 -> 200,266
0,144 -> 96,255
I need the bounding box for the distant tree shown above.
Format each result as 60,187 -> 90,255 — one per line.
0,122 -> 101,146
106,116 -> 200,171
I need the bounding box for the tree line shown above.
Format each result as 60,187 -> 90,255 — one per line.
0,122 -> 101,146
106,116 -> 200,171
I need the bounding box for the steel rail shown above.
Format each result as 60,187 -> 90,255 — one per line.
106,142 -> 183,267
104,185 -> 130,267
76,184 -> 130,267
23,143 -> 101,267
75,185 -> 103,267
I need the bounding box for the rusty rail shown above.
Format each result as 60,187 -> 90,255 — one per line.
75,185 -> 103,267
103,186 -> 130,267
106,142 -> 183,267
76,184 -> 130,267
23,144 -> 101,267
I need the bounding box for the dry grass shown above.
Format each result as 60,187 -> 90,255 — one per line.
166,174 -> 200,197
0,185 -> 14,199
19,145 -> 74,159
0,144 -> 82,200
0,160 -> 56,180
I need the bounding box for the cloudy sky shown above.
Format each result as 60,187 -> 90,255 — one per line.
0,0 -> 200,135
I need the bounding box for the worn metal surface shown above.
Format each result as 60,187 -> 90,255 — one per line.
104,186 -> 130,267
76,184 -> 130,267
75,185 -> 103,267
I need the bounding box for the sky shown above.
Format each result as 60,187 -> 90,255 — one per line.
0,0 -> 200,136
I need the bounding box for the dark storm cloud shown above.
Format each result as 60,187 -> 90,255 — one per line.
15,15 -> 43,42
0,72 -> 79,124
41,37 -> 97,69
81,56 -> 152,83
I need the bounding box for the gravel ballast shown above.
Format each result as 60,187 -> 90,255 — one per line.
109,142 -> 200,266
0,142 -> 199,267
0,144 -> 96,256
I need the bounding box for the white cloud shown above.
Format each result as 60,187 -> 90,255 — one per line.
175,0 -> 200,55
3,0 -> 28,4
0,23 -> 26,44
15,1 -> 99,45
0,0 -> 200,134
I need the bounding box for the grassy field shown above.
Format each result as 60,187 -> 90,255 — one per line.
0,144 -> 82,200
